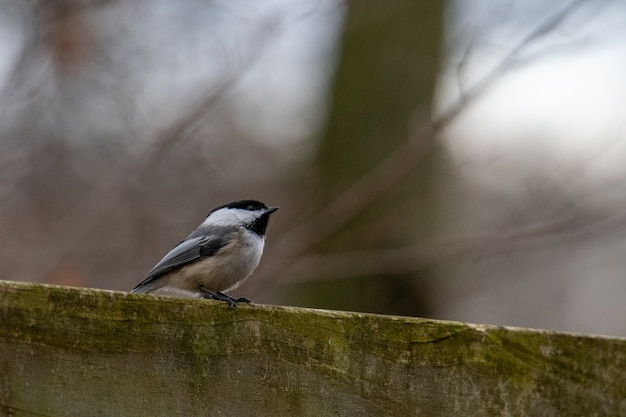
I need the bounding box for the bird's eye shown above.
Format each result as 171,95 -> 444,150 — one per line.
247,205 -> 255,210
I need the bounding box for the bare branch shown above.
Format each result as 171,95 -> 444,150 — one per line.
272,204 -> 626,285
7,15 -> 284,280
273,0 -> 589,259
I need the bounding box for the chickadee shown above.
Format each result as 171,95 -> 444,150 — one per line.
132,199 -> 278,308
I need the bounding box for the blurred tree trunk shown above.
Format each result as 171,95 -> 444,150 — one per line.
289,1 -> 445,315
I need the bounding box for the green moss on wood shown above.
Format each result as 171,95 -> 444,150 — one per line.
1,280 -> 625,416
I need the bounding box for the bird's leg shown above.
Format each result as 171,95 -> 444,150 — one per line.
198,286 -> 253,309
198,286 -> 237,308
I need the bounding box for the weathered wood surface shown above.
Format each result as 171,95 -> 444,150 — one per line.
0,280 -> 625,416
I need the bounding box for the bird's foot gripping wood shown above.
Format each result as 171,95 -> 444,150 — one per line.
198,286 -> 253,309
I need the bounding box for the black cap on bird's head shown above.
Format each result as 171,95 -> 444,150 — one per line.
210,199 -> 271,214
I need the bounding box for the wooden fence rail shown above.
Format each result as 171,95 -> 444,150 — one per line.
0,280 -> 625,416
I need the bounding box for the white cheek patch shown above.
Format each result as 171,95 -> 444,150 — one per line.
202,208 -> 265,227
201,210 -> 237,227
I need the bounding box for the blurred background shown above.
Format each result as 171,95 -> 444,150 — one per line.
1,0 -> 626,336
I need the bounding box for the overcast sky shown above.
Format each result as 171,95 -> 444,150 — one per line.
438,0 -> 626,198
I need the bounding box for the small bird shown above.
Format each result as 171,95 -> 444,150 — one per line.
132,199 -> 278,308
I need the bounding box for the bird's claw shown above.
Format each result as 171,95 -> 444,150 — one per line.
198,286 -> 253,309
235,297 -> 253,305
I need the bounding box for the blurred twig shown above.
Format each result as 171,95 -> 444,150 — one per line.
254,0 -> 590,288
8,13 -> 284,280
275,205 -> 626,284
288,0 -> 585,248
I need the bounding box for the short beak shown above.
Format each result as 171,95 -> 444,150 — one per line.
266,206 -> 279,214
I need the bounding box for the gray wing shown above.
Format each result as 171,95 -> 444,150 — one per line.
132,234 -> 229,292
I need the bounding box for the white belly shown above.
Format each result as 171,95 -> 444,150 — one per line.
150,231 -> 265,296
